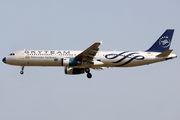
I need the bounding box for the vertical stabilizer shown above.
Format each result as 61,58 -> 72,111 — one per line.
146,29 -> 174,52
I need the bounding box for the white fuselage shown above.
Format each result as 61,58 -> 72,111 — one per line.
4,50 -> 177,68
2,30 -> 177,78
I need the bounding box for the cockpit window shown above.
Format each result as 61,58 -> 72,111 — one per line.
9,53 -> 15,55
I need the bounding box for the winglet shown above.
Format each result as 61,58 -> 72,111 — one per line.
156,49 -> 173,57
100,41 -> 103,44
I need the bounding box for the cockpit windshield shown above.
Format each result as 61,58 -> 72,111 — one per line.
9,53 -> 15,55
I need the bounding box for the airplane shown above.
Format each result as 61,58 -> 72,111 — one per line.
2,29 -> 177,79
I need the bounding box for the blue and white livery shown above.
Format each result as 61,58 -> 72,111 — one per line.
2,29 -> 177,78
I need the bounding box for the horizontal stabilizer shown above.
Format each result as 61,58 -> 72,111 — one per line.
156,49 -> 173,57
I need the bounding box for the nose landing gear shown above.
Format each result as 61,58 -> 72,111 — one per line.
85,68 -> 92,79
20,65 -> 24,75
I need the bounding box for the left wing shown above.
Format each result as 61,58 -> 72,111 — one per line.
75,41 -> 102,64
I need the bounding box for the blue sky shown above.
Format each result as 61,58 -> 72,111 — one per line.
0,0 -> 180,120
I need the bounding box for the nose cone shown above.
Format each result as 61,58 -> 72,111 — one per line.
2,57 -> 6,63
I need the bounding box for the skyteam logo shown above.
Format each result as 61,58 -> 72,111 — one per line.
159,36 -> 171,48
105,51 -> 145,66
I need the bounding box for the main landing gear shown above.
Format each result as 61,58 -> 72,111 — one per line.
85,68 -> 92,79
20,65 -> 24,75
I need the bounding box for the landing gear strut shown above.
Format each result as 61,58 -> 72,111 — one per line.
85,68 -> 92,79
20,65 -> 24,75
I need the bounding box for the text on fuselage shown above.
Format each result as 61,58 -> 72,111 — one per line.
25,51 -> 71,55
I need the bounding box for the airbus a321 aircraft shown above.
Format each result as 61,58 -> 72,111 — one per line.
2,29 -> 177,78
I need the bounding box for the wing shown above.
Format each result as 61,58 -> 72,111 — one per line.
75,41 -> 102,64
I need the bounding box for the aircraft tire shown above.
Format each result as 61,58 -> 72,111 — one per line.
20,71 -> 24,75
85,68 -> 90,73
87,73 -> 92,79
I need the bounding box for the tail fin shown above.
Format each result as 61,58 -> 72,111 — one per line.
146,29 -> 174,52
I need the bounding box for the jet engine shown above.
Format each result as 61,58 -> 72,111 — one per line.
65,67 -> 84,75
61,58 -> 81,67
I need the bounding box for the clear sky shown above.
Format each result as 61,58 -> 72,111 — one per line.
0,0 -> 180,120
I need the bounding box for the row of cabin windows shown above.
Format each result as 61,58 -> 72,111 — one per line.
9,53 -> 133,57
102,54 -> 130,56
27,54 -> 76,56
26,54 -> 106,56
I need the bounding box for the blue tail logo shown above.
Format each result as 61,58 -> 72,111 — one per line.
146,29 -> 174,52
159,36 -> 170,48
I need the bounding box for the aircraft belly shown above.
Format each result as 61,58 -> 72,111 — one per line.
146,58 -> 164,65
32,60 -> 60,66
17,58 -> 61,66
101,58 -> 147,67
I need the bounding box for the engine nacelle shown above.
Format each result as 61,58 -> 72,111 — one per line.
65,67 -> 84,75
61,58 -> 80,67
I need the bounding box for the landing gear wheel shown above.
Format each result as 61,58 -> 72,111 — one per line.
87,73 -> 92,79
20,65 -> 24,75
85,68 -> 90,73
20,71 -> 24,74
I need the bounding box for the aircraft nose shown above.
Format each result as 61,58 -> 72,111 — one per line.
2,57 -> 6,63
